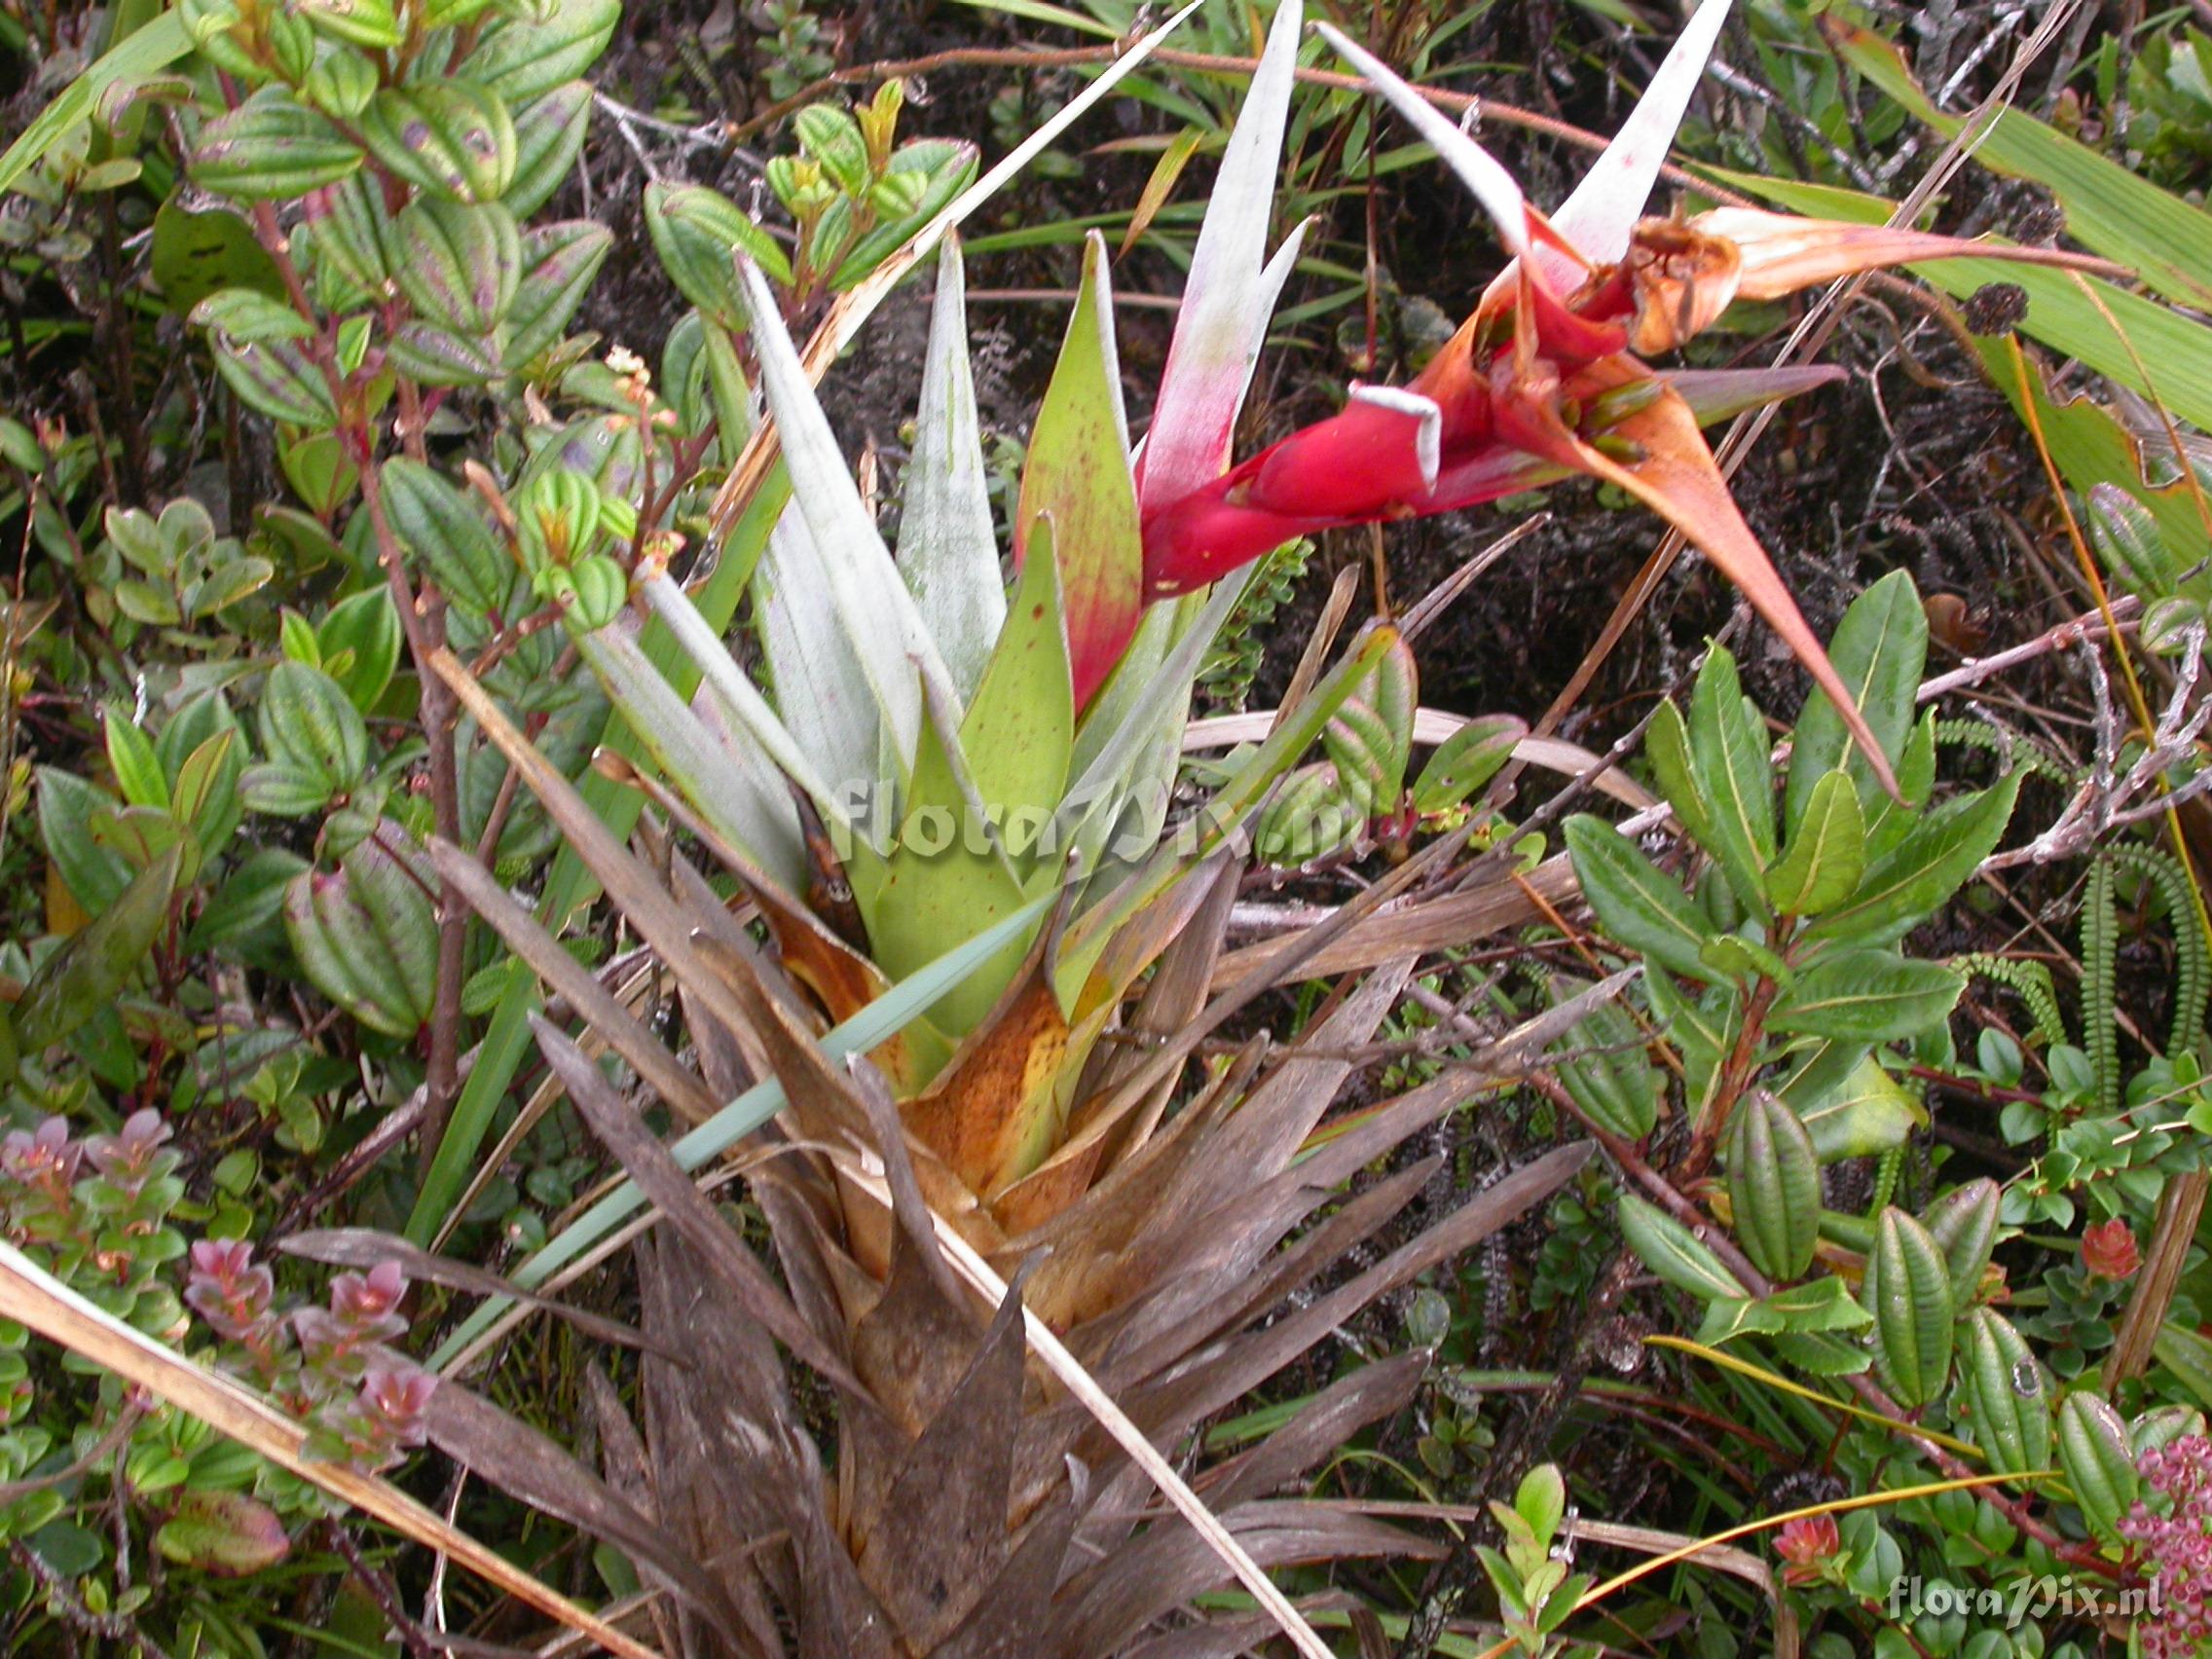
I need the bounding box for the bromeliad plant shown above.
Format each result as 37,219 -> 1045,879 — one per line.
452,0 -> 2088,1229
394,5 -> 2156,1650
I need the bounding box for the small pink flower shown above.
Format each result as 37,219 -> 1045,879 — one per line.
2119,1435 -> 2212,1657
0,1117 -> 80,1192
359,1358 -> 437,1449
84,1109 -> 172,1194
329,1261 -> 407,1323
1774,1514 -> 1839,1588
2083,1218 -> 2142,1281
184,1238 -> 276,1343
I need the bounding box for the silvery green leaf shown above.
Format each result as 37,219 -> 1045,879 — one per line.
573,616 -> 803,894
638,571 -> 851,844
756,501 -> 889,836
895,236 -> 1003,704
736,255 -> 960,779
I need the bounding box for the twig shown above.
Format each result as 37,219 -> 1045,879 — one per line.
12,1538 -> 173,1659
325,1522 -> 440,1659
1915,597 -> 2139,702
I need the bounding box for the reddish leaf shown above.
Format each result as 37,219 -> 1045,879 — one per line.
1491,359 -> 1899,796
155,1490 -> 290,1576
1016,233 -> 1143,709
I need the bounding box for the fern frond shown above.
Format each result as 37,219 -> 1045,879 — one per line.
2109,842 -> 2211,1058
1953,953 -> 2068,1049
1934,718 -> 2074,783
2083,857 -> 2120,1113
1867,1141 -> 1904,1216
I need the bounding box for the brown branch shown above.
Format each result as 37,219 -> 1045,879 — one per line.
13,1538 -> 173,1659
244,176 -> 470,1180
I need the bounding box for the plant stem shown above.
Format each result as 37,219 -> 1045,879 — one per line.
11,1539 -> 171,1659
243,179 -> 473,1175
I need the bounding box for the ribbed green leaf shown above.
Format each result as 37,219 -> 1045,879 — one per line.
1727,1091 -> 1820,1280
793,104 -> 869,194
505,81 -> 594,218
357,80 -> 516,204
1550,975 -> 1660,1141
388,198 -> 521,337
1923,1179 -> 2002,1304
1767,769 -> 1865,917
258,660 -> 369,788
1961,1308 -> 2050,1476
104,707 -> 167,811
645,184 -> 792,328
1784,570 -> 1927,835
380,458 -> 510,618
1563,815 -> 1717,984
188,88 -> 362,201
208,337 -> 339,427
503,220 -> 611,369
1863,1206 -> 1955,1408
2056,1391 -> 2137,1539
468,0 -> 620,103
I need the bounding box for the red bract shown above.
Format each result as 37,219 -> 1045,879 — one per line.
2082,1217 -> 2142,1280
1773,1512 -> 1840,1587
1132,16 -> 2097,791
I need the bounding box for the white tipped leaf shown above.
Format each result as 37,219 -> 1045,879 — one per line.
898,236 -> 1005,703
639,571 -> 853,844
1138,0 -> 1309,509
1551,0 -> 1735,275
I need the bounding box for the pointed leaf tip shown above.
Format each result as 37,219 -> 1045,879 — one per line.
1138,0 -> 1306,509
1501,373 -> 1901,799
1551,0 -> 1735,271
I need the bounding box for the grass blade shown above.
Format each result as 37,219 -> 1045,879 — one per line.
0,12 -> 189,197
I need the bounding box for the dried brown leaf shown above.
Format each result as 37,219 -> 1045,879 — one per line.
278,1228 -> 676,1360
532,1014 -> 869,1397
